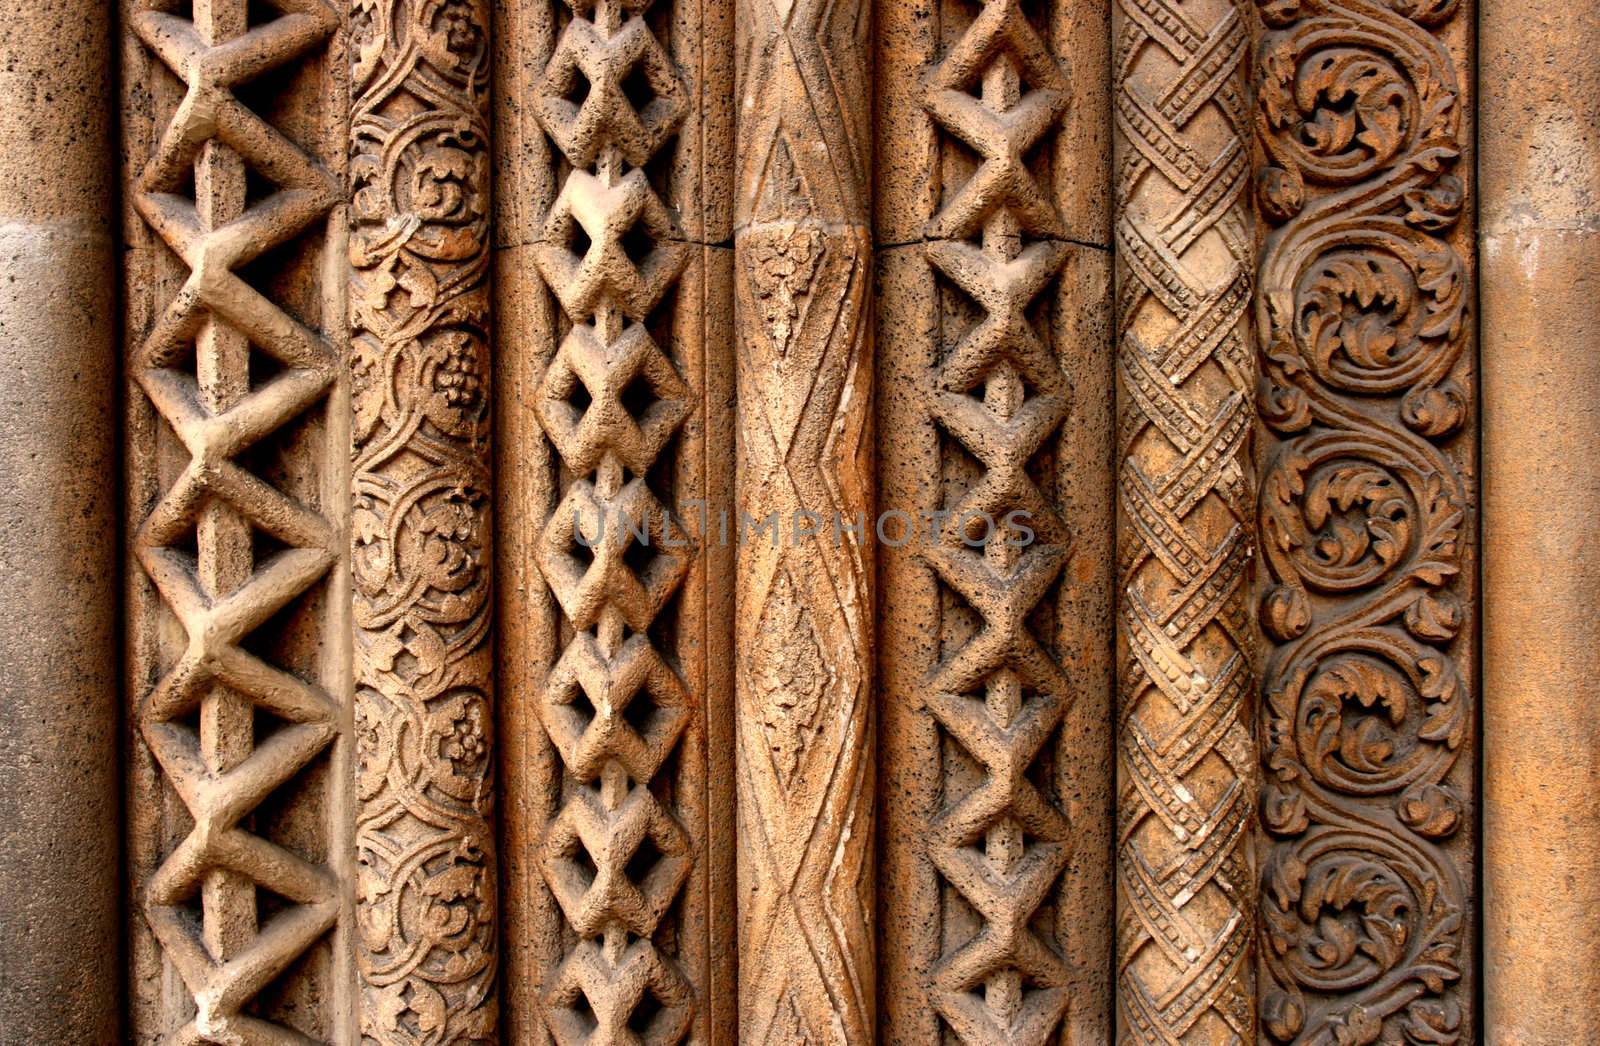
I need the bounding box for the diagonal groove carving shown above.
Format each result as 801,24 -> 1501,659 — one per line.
1114,0 -> 1257,1041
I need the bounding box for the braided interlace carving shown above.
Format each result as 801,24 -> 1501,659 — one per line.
918,3 -> 1078,1041
1113,0 -> 1257,1041
128,0 -> 348,1039
349,0 -> 498,1041
529,0 -> 699,1038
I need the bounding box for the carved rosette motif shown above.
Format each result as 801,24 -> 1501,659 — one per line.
1113,0 -> 1258,1041
124,0 -> 352,1038
1253,0 -> 1475,1041
349,0 -> 498,1041
733,0 -> 876,1038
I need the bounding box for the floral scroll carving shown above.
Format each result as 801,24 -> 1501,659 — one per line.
1253,0 -> 1475,1041
350,0 -> 498,1041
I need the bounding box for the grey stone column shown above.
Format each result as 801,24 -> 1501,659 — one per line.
1481,3 -> 1600,1042
0,0 -> 119,1040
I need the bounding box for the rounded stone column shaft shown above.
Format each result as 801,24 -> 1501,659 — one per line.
732,0 -> 876,1038
1113,0 -> 1256,1040
1481,4 -> 1600,1042
349,1 -> 499,1040
0,0 -> 119,1039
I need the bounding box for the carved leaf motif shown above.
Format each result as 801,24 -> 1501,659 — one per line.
1255,0 -> 1473,1035
752,569 -> 829,789
350,0 -> 498,1038
749,224 -> 823,359
1305,657 -> 1406,775
1335,1004 -> 1384,1046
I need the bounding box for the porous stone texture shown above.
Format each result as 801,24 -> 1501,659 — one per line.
1481,3 -> 1600,1042
491,0 -> 739,1040
874,0 -> 1116,1042
25,0 -> 1589,1039
121,0 -> 357,1038
0,1 -> 119,1040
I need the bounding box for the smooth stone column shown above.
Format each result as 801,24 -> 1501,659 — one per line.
1481,4 -> 1600,1042
0,0 -> 119,1040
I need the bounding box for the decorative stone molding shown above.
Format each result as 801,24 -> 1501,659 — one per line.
1114,0 -> 1258,1040
122,0 -> 355,1038
4,0 -> 1565,1038
732,0 -> 876,1039
875,0 -> 1116,1042
492,0 -> 737,1038
349,0 -> 499,1040
1253,0 -> 1477,1041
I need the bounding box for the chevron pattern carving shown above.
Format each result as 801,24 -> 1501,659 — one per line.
875,0 -> 1117,1041
920,5 -> 1076,1043
733,0 -> 875,1040
125,0 -> 350,1040
1113,0 -> 1257,1041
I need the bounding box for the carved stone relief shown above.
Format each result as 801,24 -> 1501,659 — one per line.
875,0 -> 1116,1043
1114,0 -> 1258,1041
73,0 -> 1505,1040
349,0 -> 498,1041
732,0 -> 876,1039
493,0 -> 737,1039
122,0 -> 355,1038
1253,0 -> 1477,1041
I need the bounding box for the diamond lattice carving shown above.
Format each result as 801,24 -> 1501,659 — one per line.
912,2 -> 1081,1041
127,0 -> 347,1040
528,0 -> 701,1037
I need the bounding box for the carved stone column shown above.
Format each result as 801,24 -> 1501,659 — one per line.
732,0 -> 875,1039
0,0 -> 118,1038
875,0 -> 1115,1042
122,0 -> 356,1037
1112,0 -> 1256,1041
492,0 -> 737,1039
1481,3 -> 1600,1041
1254,1 -> 1477,1042
349,0 -> 498,1040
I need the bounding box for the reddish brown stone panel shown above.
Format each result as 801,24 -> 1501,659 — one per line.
874,0 -> 1116,1043
1481,4 -> 1600,1043
122,0 -> 357,1039
1253,0 -> 1477,1041
491,0 -> 736,1039
0,0 -> 120,1039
